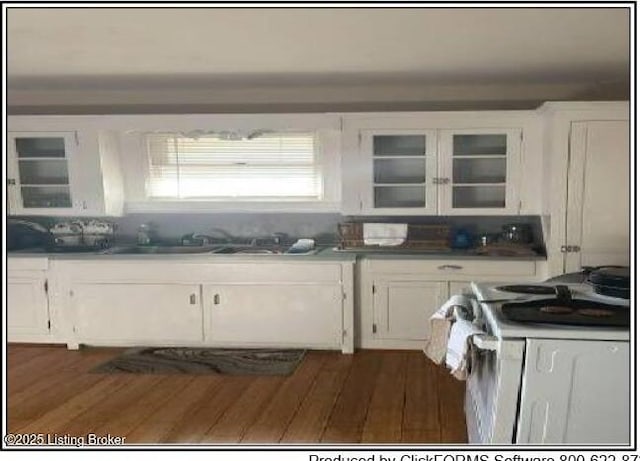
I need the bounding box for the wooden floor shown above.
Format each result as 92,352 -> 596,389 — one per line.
7,344 -> 467,445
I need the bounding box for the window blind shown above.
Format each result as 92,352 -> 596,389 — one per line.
146,133 -> 322,200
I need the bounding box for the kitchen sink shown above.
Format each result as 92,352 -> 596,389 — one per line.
209,244 -> 319,255
103,245 -> 215,255
102,244 -> 319,255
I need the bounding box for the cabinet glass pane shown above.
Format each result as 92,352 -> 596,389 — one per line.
374,158 -> 426,184
19,160 -> 69,185
453,158 -> 506,184
452,185 -> 505,208
374,186 -> 425,208
15,137 -> 66,158
373,135 -> 425,156
453,134 -> 507,156
21,186 -> 72,208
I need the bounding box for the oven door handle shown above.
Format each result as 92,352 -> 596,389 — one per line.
472,334 -> 500,351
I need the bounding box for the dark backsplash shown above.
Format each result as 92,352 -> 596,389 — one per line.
8,213 -> 545,249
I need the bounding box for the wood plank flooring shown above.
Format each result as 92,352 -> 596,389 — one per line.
6,344 -> 467,445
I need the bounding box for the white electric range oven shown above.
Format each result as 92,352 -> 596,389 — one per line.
466,282 -> 631,445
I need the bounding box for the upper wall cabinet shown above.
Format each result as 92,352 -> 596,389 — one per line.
7,132 -> 77,212
7,117 -> 125,216
365,130 -> 439,212
346,120 -> 523,215
438,129 -> 521,214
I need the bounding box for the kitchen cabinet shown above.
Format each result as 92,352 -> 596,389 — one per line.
8,275 -> 51,341
371,279 -> 447,341
350,125 -> 522,215
358,257 -> 543,349
540,102 -> 629,277
53,258 -> 354,353
438,129 -> 521,214
71,283 -> 203,345
7,257 -> 61,343
564,120 -> 629,271
203,284 -> 344,348
364,130 -> 439,212
7,132 -> 78,214
448,281 -> 474,296
7,117 -> 124,216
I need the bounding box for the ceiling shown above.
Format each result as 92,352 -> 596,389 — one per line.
6,7 -> 631,112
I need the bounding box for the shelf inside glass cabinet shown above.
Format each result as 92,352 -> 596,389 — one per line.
374,185 -> 426,208
452,185 -> 506,208
20,185 -> 72,208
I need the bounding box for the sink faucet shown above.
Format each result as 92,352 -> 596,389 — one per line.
191,234 -> 214,246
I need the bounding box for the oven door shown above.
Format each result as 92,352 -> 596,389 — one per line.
465,333 -> 525,444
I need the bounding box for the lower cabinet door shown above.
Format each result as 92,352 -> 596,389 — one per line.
203,284 -> 343,348
8,276 -> 50,340
72,283 -> 203,344
448,281 -> 472,296
372,279 -> 448,341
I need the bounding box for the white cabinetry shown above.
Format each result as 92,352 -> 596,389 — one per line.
8,275 -> 50,340
565,120 -> 629,271
363,130 -> 439,213
540,102 -> 629,276
342,113 -> 534,216
358,258 -> 543,349
7,117 -> 124,216
438,129 -> 521,214
203,284 -> 343,349
7,257 -> 62,343
7,132 -> 78,214
371,279 -> 447,341
54,259 -> 354,353
72,283 -> 203,345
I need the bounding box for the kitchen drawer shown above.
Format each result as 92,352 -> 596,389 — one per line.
365,258 -> 537,278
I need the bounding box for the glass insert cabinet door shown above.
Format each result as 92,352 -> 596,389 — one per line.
438,129 -> 521,214
364,131 -> 438,213
8,132 -> 76,210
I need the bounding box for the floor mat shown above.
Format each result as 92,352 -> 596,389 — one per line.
90,347 -> 306,375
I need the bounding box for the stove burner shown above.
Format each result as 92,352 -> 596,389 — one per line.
495,284 -> 557,295
501,298 -> 629,327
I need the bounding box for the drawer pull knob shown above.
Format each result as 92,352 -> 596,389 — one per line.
438,264 -> 463,270
189,294 -> 197,305
213,294 -> 220,305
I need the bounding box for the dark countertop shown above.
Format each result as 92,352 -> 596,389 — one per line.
8,245 -> 546,261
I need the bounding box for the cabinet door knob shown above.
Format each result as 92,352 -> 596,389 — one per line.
8,179 -> 16,185
438,264 -> 463,270
189,294 -> 197,305
213,294 -> 220,305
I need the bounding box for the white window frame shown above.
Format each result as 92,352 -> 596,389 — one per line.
121,124 -> 341,213
145,132 -> 323,201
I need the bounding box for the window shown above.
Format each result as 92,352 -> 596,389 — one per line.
145,133 -> 323,200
